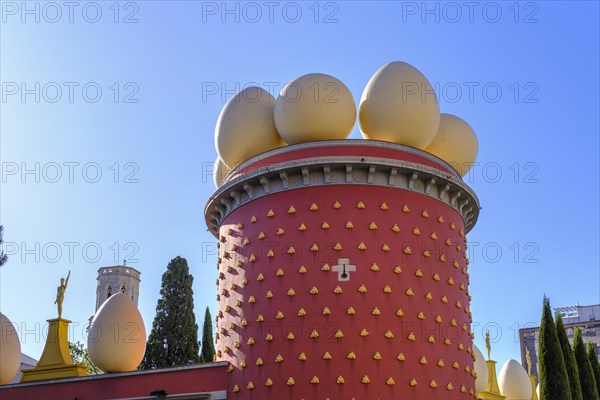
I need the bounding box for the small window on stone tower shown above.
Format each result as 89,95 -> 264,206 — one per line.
121,285 -> 126,293
107,285 -> 112,298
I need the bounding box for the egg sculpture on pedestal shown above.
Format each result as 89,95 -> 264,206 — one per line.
498,359 -> 532,400
0,313 -> 21,385
425,113 -> 479,177
359,61 -> 440,149
215,87 -> 285,169
274,73 -> 356,144
473,345 -> 489,394
88,293 -> 146,373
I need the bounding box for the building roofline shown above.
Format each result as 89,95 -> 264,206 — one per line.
519,319 -> 600,333
555,304 -> 599,311
2,362 -> 228,389
97,265 -> 142,274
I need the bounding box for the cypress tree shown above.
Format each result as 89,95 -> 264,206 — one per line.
555,314 -> 583,400
573,328 -> 600,400
0,225 -> 8,266
587,341 -> 600,393
538,296 -> 572,400
200,307 -> 216,362
141,256 -> 200,369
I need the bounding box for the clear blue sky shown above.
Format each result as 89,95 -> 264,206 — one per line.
1,1 -> 598,366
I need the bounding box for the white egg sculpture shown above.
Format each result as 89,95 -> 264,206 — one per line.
498,359 -> 532,400
359,61 -> 440,149
213,157 -> 231,188
0,313 -> 21,385
474,344 -> 489,394
274,73 -> 356,144
215,87 -> 285,169
88,293 -> 146,373
425,113 -> 479,176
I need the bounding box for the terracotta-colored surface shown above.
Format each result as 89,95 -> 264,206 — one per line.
0,363 -> 228,400
216,185 -> 476,399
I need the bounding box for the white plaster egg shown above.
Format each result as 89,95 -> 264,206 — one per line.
274,73 -> 356,144
425,113 -> 478,177
88,293 -> 146,372
213,157 -> 231,188
498,359 -> 532,400
359,61 -> 440,149
0,313 -> 21,384
474,344 -> 489,394
215,87 -> 285,169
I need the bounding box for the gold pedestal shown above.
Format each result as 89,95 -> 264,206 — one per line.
530,375 -> 538,400
478,360 -> 506,400
20,318 -> 88,382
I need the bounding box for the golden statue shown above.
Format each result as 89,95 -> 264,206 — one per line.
526,347 -> 532,376
21,269 -> 88,382
485,330 -> 491,360
54,271 -> 70,318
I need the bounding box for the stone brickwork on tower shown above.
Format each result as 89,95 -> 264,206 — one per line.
205,140 -> 480,400
95,266 -> 141,311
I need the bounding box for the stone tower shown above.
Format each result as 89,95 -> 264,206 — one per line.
95,265 -> 141,311
205,140 -> 480,399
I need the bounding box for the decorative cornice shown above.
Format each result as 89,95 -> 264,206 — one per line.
205,143 -> 480,237
225,139 -> 461,182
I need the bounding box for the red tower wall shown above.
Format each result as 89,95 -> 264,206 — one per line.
207,141 -> 480,400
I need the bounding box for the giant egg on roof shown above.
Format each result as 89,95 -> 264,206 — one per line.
274,73 -> 356,144
359,61 -> 440,149
0,313 -> 21,385
473,344 -> 489,394
425,113 -> 479,176
88,293 -> 146,373
213,157 -> 231,188
498,359 -> 532,400
215,87 -> 285,169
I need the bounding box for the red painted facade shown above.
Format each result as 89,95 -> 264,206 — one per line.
212,143 -> 479,400
0,363 -> 228,400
